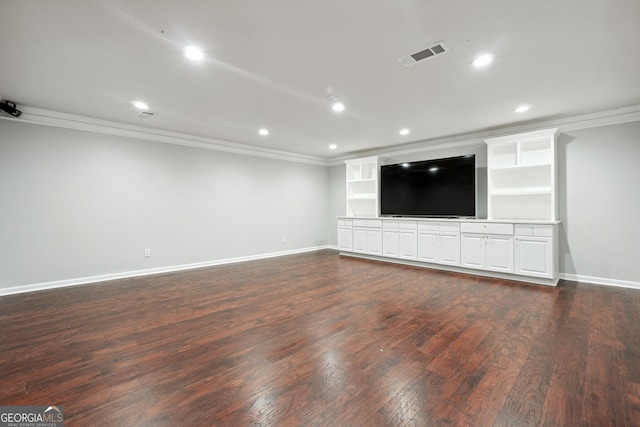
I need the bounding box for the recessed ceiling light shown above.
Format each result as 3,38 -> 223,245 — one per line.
132,101 -> 149,110
329,144 -> 337,150
332,102 -> 345,113
399,128 -> 410,136
514,105 -> 531,113
184,46 -> 204,61
402,163 -> 410,168
472,54 -> 493,67
258,128 -> 269,136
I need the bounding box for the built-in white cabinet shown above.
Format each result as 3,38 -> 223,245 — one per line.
345,157 -> 380,217
337,219 -> 353,252
460,222 -> 514,273
353,219 -> 382,256
417,222 -> 460,266
382,220 -> 418,260
485,128 -> 558,221
514,224 -> 554,279
339,217 -> 559,285
339,137 -> 561,285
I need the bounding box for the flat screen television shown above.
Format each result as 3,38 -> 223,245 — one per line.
380,155 -> 476,218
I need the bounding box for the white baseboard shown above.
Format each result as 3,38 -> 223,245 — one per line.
4,248 -> 637,297
559,273 -> 640,290
0,246 -> 330,297
340,252 -> 559,286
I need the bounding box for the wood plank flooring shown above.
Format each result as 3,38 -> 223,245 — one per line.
1,249 -> 639,426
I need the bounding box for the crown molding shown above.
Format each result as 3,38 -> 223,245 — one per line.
1,106 -> 330,166
328,105 -> 640,165
4,104 -> 639,168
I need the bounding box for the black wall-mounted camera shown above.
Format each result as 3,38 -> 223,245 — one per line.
0,100 -> 22,117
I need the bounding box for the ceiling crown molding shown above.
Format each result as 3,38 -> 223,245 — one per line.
3,104 -> 639,168
1,106 -> 330,166
328,105 -> 640,165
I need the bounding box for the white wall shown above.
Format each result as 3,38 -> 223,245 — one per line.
0,120 -> 330,290
558,121 -> 640,284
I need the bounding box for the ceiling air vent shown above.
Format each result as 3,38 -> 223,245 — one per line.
397,41 -> 449,67
137,111 -> 156,119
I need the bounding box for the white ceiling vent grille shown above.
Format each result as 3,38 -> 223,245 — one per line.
397,41 -> 449,67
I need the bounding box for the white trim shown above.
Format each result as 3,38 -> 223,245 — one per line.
330,105 -> 640,163
3,248 -> 638,296
3,104 -> 638,168
559,273 -> 640,290
0,246 -> 330,297
339,252 -> 559,287
0,107 -> 329,167
484,127 -> 558,145
341,252 -> 640,290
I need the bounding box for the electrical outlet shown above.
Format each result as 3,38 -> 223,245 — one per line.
282,236 -> 287,244
144,248 -> 151,257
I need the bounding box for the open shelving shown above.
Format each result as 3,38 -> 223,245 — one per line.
485,128 -> 558,221
345,156 -> 380,217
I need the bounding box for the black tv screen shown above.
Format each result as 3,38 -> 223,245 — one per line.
380,155 -> 476,217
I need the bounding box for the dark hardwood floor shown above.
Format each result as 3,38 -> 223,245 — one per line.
1,249 -> 639,426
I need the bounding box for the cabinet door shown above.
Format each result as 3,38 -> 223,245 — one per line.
515,237 -> 552,278
338,226 -> 353,251
367,228 -> 383,255
417,230 -> 438,263
461,233 -> 485,270
439,232 -> 461,266
486,234 -> 514,273
398,229 -> 418,260
353,227 -> 368,253
383,229 -> 399,258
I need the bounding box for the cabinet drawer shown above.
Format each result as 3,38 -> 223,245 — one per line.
418,222 -> 460,232
338,219 -> 353,227
461,222 -> 513,235
398,220 -> 418,230
515,224 -> 553,237
353,219 -> 382,228
384,220 -> 417,230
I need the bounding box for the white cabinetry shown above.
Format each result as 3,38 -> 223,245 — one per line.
485,128 -> 558,221
461,222 -> 514,273
338,217 -> 558,286
345,157 -> 380,217
353,219 -> 382,255
382,220 -> 418,260
337,219 -> 353,252
514,224 -> 555,279
417,222 -> 460,266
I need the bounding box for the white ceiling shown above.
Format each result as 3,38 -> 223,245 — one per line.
1,1 -> 639,159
